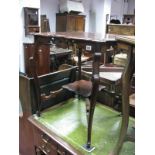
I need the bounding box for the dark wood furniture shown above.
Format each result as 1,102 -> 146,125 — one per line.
24,7 -> 40,35
24,43 -> 50,77
26,32 -> 134,155
31,120 -> 82,155
19,66 -> 76,155
19,72 -> 36,155
110,36 -> 135,155
31,32 -> 116,151
63,53 -> 105,151
28,99 -> 134,155
56,13 -> 85,32
106,24 -> 135,36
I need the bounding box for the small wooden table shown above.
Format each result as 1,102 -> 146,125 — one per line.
31,32 -> 135,154
32,32 -> 117,150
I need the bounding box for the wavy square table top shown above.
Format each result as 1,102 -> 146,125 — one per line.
34,32 -> 118,43
29,98 -> 135,155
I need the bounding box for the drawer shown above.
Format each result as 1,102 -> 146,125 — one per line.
34,128 -> 57,155
33,127 -> 74,155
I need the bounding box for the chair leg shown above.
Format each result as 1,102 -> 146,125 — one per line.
85,98 -> 90,123
110,72 -> 131,155
83,80 -> 99,152
110,115 -> 129,155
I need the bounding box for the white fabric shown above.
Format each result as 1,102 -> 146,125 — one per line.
59,0 -> 84,13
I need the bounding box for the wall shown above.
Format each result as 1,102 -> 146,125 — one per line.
80,0 -> 91,32
110,0 -> 126,22
40,0 -> 91,32
127,0 -> 135,14
19,0 -> 40,72
40,0 -> 59,32
89,0 -> 112,35
110,0 -> 135,23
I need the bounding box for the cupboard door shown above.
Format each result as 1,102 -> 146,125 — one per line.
75,16 -> 85,32
24,44 -> 50,77
24,44 -> 35,77
67,15 -> 76,32
56,14 -> 85,32
36,44 -> 50,75
56,15 -> 67,32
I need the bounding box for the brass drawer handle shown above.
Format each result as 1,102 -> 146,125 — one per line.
38,146 -> 48,155
41,134 -> 49,143
38,49 -> 42,53
57,149 -> 65,155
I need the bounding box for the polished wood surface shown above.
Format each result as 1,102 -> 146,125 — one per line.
34,32 -> 116,43
24,43 -> 50,77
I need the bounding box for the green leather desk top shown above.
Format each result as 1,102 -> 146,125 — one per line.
33,98 -> 135,155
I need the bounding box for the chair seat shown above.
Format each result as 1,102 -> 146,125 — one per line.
63,80 -> 105,98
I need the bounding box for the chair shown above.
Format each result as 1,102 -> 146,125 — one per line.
62,52 -> 105,151
81,40 -> 135,154
109,38 -> 135,155
97,43 -> 130,111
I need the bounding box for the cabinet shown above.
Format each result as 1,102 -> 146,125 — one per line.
24,7 -> 40,35
56,13 -> 85,32
24,43 -> 50,77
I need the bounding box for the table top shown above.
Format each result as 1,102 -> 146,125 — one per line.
34,32 -> 117,43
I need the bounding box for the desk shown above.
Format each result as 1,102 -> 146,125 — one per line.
29,98 -> 135,155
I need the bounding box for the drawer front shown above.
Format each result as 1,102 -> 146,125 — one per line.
34,128 -> 57,155
34,127 -> 73,155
